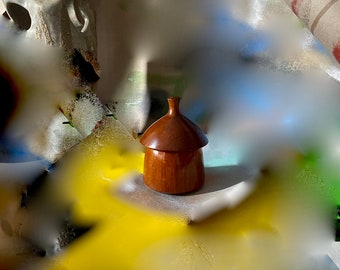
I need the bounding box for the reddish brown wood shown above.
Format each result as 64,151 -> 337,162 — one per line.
140,97 -> 208,152
143,148 -> 205,194
140,97 -> 208,194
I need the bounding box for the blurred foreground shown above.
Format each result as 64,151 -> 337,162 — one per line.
0,0 -> 340,269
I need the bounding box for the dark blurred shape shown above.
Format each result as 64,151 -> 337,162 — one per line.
58,217 -> 94,249
0,68 -> 17,135
2,11 -> 11,20
142,88 -> 168,133
147,89 -> 169,119
5,2 -> 31,31
71,49 -> 100,84
20,168 -> 51,208
18,164 -> 94,256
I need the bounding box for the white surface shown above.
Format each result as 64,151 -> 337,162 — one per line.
0,2 -> 4,15
116,165 -> 259,222
329,242 -> 340,269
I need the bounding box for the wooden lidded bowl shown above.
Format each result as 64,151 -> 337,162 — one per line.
140,97 -> 208,194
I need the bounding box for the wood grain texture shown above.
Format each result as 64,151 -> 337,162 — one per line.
140,97 -> 208,152
143,148 -> 204,194
140,97 -> 208,194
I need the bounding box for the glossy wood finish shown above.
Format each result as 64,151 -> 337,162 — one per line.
140,97 -> 208,152
140,97 -> 208,194
143,148 -> 204,194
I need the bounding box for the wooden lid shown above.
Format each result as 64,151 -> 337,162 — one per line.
140,97 -> 208,152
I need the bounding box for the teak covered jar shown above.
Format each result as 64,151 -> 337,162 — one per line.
140,97 -> 208,194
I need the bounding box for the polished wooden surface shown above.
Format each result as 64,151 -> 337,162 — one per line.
140,97 -> 208,152
143,148 -> 204,194
140,97 -> 208,194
